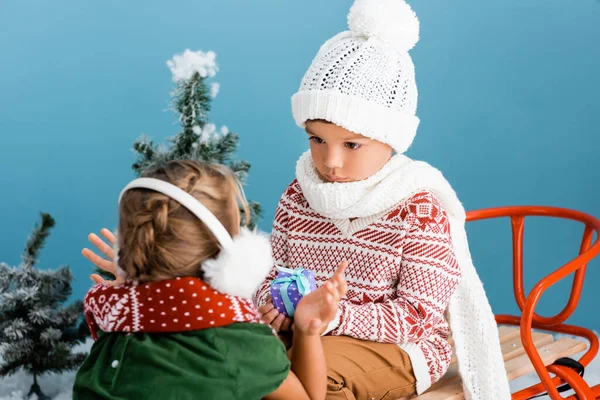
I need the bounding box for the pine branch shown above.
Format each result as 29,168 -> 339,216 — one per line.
54,266 -> 74,300
130,54 -> 263,228
246,201 -> 262,230
230,159 -> 251,181
60,320 -> 90,344
132,135 -> 158,175
43,352 -> 88,374
0,263 -> 14,292
34,267 -> 71,307
172,72 -> 211,130
0,359 -> 23,377
214,132 -> 239,164
34,342 -> 71,372
1,288 -> 38,310
3,318 -> 30,341
170,129 -> 199,159
22,213 -> 55,269
40,328 -> 62,345
28,308 -> 54,325
0,213 -> 90,384
1,339 -> 34,365
55,301 -> 84,327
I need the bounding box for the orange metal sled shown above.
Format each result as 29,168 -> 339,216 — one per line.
468,206 -> 600,400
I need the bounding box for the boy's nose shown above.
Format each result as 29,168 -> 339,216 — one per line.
324,149 -> 344,170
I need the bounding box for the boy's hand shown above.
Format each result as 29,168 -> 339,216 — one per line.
293,260 -> 348,336
259,301 -> 292,332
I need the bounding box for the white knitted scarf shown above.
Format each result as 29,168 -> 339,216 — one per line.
296,151 -> 511,399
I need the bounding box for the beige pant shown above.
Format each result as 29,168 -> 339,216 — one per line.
322,336 -> 417,400
283,333 -> 417,400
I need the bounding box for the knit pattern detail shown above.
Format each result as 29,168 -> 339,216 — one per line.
85,277 -> 264,341
297,35 -> 417,115
290,1 -> 421,153
254,181 -> 460,387
260,152 -> 512,399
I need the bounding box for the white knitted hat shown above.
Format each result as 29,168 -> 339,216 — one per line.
292,0 -> 420,153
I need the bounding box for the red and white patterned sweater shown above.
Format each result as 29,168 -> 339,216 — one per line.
254,180 -> 462,386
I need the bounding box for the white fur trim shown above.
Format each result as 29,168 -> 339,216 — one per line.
201,227 -> 274,299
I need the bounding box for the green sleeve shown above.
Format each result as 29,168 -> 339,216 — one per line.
218,323 -> 291,399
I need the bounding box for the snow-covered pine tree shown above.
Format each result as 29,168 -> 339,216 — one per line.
92,50 -> 263,281
132,49 -> 261,227
0,213 -> 89,400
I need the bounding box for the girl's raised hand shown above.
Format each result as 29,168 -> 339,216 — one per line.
82,228 -> 125,286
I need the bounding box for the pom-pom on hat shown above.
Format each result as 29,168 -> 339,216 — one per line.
292,0 -> 420,153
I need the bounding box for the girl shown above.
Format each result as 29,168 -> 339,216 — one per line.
254,0 -> 511,399
74,160 -> 347,400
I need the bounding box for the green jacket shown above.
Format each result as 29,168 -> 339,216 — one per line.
73,323 -> 290,400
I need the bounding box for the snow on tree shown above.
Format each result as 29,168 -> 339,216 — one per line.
132,49 -> 261,227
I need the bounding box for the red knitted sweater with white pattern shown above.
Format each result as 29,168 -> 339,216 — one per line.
254,180 -> 462,386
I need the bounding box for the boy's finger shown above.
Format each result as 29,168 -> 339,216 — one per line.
333,271 -> 348,292
90,274 -> 104,284
323,281 -> 340,299
338,278 -> 348,297
334,260 -> 348,277
334,270 -> 346,284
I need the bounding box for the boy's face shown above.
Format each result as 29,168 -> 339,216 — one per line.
305,120 -> 393,183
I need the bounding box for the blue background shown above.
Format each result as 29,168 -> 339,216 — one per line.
1,0 -> 598,330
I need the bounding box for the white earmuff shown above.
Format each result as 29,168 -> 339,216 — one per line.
117,178 -> 273,299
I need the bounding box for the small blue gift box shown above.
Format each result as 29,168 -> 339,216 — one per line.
269,266 -> 317,317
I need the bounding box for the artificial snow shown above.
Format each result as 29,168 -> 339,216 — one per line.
166,49 -> 218,82
210,82 -> 220,99
200,123 -> 216,143
0,338 -> 93,400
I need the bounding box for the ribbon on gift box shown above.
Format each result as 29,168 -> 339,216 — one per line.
272,266 -> 313,317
